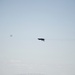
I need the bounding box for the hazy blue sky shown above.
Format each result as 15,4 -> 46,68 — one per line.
0,0 -> 75,75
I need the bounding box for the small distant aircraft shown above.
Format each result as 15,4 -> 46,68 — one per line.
10,35 -> 13,37
38,38 -> 45,41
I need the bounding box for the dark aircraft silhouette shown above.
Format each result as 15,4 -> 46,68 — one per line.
38,38 -> 45,41
10,35 -> 13,37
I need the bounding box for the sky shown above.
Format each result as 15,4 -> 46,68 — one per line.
0,0 -> 75,75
